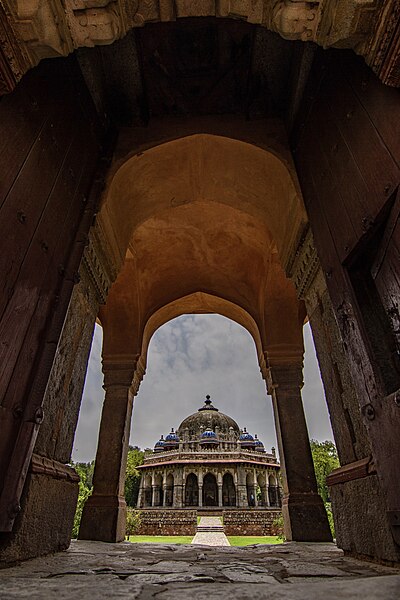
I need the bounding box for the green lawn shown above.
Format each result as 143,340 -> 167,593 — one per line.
127,535 -> 193,544
227,536 -> 282,546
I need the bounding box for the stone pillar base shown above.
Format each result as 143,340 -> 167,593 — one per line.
79,495 -> 126,542
0,460 -> 79,564
282,493 -> 332,542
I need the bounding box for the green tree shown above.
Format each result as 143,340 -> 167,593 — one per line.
71,462 -> 94,538
125,446 -> 145,507
310,439 -> 339,503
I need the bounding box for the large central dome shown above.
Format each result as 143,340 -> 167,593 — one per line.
177,396 -> 240,437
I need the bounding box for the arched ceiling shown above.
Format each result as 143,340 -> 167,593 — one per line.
104,133 -> 306,269
99,133 -> 305,376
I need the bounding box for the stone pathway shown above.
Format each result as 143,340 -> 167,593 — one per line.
1,540 -> 400,599
191,516 -> 230,546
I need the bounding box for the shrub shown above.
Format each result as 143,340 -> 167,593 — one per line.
325,502 -> 335,539
272,514 -> 285,542
126,509 -> 142,538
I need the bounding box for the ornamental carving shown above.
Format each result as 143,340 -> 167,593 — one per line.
0,0 -> 398,93
269,1 -> 321,42
287,225 -> 320,300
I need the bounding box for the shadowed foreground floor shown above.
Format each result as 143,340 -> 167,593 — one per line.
0,540 -> 399,599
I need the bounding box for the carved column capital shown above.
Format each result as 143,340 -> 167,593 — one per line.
267,362 -> 304,392
102,354 -> 138,389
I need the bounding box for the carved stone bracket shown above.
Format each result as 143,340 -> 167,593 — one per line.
1,0 -> 397,94
81,213 -> 122,305
30,453 -> 80,483
287,225 -> 320,300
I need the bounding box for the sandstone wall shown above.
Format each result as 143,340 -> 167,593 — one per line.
135,510 -> 197,536
223,509 -> 281,536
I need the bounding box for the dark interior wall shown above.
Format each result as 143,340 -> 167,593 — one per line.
293,49 -> 400,556
0,57 -> 103,532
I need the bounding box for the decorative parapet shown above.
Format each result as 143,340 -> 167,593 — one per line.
287,225 -> 320,300
1,0 -> 397,94
140,449 -> 279,467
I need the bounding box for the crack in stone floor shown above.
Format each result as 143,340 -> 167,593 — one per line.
0,540 -> 399,599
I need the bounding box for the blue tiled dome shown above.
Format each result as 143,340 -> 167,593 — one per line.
254,434 -> 265,452
164,428 -> 179,449
239,428 -> 255,448
200,427 -> 219,444
154,435 -> 165,452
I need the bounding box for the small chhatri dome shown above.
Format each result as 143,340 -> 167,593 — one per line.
165,428 -> 179,442
254,434 -> 265,452
239,427 -> 255,449
200,427 -> 219,445
239,427 -> 254,441
164,428 -> 179,449
154,435 -> 165,452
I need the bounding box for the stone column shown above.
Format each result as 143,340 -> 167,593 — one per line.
198,470 -> 203,508
174,468 -> 184,508
162,472 -> 167,507
265,482 -> 270,507
236,467 -> 248,508
79,358 -> 135,542
137,477 -> 144,508
269,361 -> 332,541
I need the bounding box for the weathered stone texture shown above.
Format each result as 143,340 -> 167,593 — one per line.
331,474 -> 400,564
307,280 -> 371,464
135,510 -> 197,536
35,266 -> 99,463
1,539 -> 399,598
0,473 -> 78,564
223,509 -> 281,536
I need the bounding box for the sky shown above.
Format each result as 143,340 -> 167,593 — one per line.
72,315 -> 334,463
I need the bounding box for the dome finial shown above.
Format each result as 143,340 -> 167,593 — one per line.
205,394 -> 211,405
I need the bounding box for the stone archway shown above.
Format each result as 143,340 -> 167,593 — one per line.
78,130 -> 331,546
222,473 -> 236,507
185,473 -> 199,507
0,6 -> 400,565
203,474 -> 218,507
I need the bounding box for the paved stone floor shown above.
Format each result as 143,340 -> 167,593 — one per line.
1,540 -> 400,599
192,516 -> 230,546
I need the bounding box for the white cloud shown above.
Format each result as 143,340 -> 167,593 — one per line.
72,316 -> 333,463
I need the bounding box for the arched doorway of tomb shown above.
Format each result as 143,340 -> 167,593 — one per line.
222,473 -> 236,507
268,474 -> 278,507
203,473 -> 218,507
185,473 -> 199,507
165,474 -> 174,507
257,473 -> 266,507
154,474 -> 163,507
246,473 -> 256,507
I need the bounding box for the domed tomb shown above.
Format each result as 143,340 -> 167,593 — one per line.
177,395 -> 240,438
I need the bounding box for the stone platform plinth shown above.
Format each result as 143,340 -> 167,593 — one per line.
223,508 -> 281,536
135,508 -> 281,536
135,509 -> 197,536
